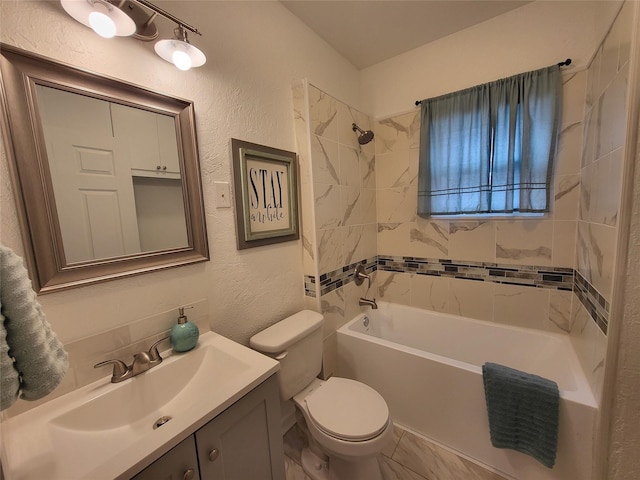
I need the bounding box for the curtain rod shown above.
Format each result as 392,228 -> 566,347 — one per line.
414,58 -> 572,106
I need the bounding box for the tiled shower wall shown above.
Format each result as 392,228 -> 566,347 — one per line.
572,2 -> 633,403
294,2 -> 632,398
293,82 -> 380,377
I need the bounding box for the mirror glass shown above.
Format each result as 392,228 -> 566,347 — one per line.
0,45 -> 209,292
36,85 -> 188,264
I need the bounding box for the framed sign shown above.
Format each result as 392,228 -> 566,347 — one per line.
231,138 -> 299,249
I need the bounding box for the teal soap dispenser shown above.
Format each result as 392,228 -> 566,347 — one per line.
170,307 -> 199,352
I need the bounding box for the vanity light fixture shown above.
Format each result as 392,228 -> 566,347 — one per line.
59,0 -> 206,70
154,25 -> 206,71
61,0 -> 136,38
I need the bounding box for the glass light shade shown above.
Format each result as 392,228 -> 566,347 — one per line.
155,39 -> 206,70
88,6 -> 116,38
61,0 -> 136,37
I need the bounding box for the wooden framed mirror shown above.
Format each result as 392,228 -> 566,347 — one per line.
0,44 -> 209,293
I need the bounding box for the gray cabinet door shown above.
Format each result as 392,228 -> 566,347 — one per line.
195,376 -> 285,480
132,435 -> 200,480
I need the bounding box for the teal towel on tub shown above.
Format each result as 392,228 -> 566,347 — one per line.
482,362 -> 559,468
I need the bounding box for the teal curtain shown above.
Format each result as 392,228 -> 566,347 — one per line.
417,65 -> 561,216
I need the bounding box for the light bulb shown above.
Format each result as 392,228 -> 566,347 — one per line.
88,4 -> 116,38
172,49 -> 192,71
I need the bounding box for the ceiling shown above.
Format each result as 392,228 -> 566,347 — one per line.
281,0 -> 531,70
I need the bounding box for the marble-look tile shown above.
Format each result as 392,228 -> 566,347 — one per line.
561,70 -> 587,129
314,183 -> 342,230
340,186 -> 362,226
344,276 -> 377,324
317,227 -> 344,274
570,299 -> 607,403
377,270 -> 411,305
493,283 -> 550,330
308,85 -> 337,141
284,456 -> 311,480
320,288 -> 345,339
300,186 -> 316,275
616,1 -> 633,70
589,148 -> 623,227
381,424 -> 404,458
378,222 -> 413,256
375,111 -> 420,154
343,225 -> 364,266
361,188 -> 378,225
548,289 -> 573,333
585,45 -> 599,110
360,149 -> 377,189
379,455 -> 427,480
576,221 -> 616,302
376,186 -> 418,224
448,221 -> 495,263
311,135 -> 340,185
292,84 -> 311,185
409,218 -> 449,258
553,174 -> 580,221
376,150 -> 412,189
336,100 -> 362,150
410,274 -> 449,313
581,101 -> 598,169
339,144 -> 361,187
392,430 -> 507,480
552,220 -> 577,268
495,220 -> 553,266
597,63 -> 629,158
448,277 -> 494,322
284,424 -> 308,465
597,20 -> 620,97
359,223 -> 378,261
555,121 -> 583,176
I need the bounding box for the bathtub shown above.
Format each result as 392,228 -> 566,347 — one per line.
336,302 -> 597,480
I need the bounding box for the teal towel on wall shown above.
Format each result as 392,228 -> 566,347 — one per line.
482,362 -> 559,468
1,245 -> 68,411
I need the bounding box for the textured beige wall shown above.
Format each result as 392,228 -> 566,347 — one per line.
0,0 -> 360,348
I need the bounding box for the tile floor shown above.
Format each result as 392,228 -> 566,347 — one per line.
283,422 -> 509,480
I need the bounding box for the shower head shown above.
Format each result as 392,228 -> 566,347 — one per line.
352,123 -> 374,145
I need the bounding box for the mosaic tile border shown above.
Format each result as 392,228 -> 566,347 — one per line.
378,255 -> 574,290
306,255 -> 609,335
574,270 -> 609,335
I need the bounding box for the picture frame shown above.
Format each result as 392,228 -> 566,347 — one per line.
231,138 -> 299,249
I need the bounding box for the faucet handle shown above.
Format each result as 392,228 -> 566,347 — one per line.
148,336 -> 170,363
94,359 -> 129,380
354,264 -> 371,289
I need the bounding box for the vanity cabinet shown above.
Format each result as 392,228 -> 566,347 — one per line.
131,375 -> 285,480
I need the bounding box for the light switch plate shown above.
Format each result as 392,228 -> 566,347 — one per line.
214,181 -> 231,208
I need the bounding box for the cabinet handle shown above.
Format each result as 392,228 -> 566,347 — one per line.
208,448 -> 220,462
183,468 -> 196,480
162,165 -> 167,171
156,165 -> 161,170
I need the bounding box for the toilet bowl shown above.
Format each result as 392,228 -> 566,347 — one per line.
293,377 -> 393,480
249,310 -> 392,480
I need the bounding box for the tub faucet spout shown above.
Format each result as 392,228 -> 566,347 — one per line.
359,297 -> 378,309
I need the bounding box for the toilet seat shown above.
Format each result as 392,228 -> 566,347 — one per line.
304,377 -> 389,441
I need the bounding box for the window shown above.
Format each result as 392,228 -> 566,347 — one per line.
417,65 -> 561,217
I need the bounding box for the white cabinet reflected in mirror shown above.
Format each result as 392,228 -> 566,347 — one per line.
0,45 -> 209,292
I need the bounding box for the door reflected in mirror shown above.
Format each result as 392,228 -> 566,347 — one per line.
36,85 -> 188,264
0,44 -> 209,292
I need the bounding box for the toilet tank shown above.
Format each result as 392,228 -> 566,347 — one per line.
249,310 -> 323,400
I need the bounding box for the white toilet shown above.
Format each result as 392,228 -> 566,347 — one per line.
250,310 -> 392,480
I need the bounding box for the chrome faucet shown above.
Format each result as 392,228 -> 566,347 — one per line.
94,336 -> 169,383
359,297 -> 378,309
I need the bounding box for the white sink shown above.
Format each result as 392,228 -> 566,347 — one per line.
0,331 -> 279,480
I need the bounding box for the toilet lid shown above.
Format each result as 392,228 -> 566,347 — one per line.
305,377 -> 389,441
